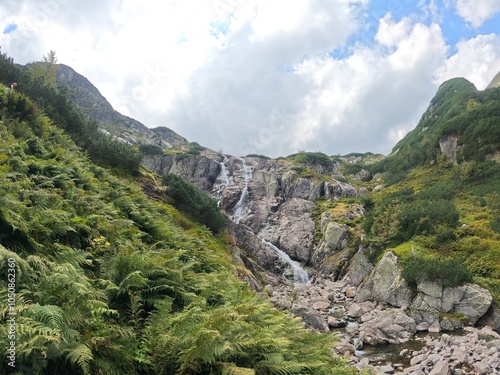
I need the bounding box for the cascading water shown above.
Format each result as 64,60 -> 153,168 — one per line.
261,239 -> 310,285
215,156 -> 230,206
232,158 -> 252,223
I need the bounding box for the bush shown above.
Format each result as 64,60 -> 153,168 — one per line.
139,144 -> 163,155
294,152 -> 332,168
397,199 -> 459,241
402,256 -> 473,287
162,173 -> 225,233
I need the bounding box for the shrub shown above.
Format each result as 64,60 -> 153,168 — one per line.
402,256 -> 473,287
397,199 -> 459,241
162,173 -> 225,233
139,144 -> 163,155
294,152 -> 332,168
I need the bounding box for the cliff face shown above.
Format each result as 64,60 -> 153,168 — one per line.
143,151 -> 367,275
56,64 -> 187,148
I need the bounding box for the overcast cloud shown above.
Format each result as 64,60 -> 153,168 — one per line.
1,0 -> 500,157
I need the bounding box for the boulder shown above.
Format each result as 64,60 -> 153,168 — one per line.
453,283 -> 492,325
310,222 -> 349,266
357,308 -> 416,345
355,252 -> 412,308
325,181 -> 358,199
342,247 -> 375,287
292,307 -> 329,333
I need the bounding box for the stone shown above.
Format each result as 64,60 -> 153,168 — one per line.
292,307 -> 329,333
416,322 -> 430,331
357,308 -> 416,345
274,199 -> 316,263
311,222 -> 349,265
428,321 -> 441,333
428,360 -> 449,375
355,252 -> 412,308
342,247 -> 374,288
345,286 -> 357,298
453,283 -> 492,325
327,316 -> 347,328
312,301 -> 330,310
477,304 -> 500,332
378,365 -> 395,373
346,301 -> 376,318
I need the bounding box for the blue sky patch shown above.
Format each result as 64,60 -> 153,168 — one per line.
3,23 -> 17,34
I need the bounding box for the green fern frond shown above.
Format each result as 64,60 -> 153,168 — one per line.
220,362 -> 255,375
64,343 -> 93,375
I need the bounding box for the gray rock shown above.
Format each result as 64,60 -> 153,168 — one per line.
477,302 -> 500,332
453,283 -> 492,325
292,307 -> 329,333
357,309 -> 416,345
342,247 -> 375,288
439,134 -> 459,164
274,199 -> 315,263
428,360 -> 449,375
325,181 -> 358,199
311,222 -> 349,265
378,364 -> 395,374
356,252 -> 412,308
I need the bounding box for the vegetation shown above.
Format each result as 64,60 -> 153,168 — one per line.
0,48 -> 141,175
401,256 -> 473,288
162,173 -> 226,234
0,70 -> 354,374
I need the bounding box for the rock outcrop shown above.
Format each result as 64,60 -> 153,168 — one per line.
355,252 -> 412,308
410,281 -> 492,328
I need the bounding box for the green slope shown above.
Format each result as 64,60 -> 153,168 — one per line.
0,88 -> 353,373
363,79 -> 500,300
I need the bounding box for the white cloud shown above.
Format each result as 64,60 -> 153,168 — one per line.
1,1 -> 499,158
436,34 -> 500,89
453,0 -> 500,27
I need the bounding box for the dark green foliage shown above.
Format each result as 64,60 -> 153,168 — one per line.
246,153 -> 271,159
397,199 -> 459,241
402,256 -> 473,288
292,152 -> 332,168
162,173 -> 226,233
139,144 -> 163,155
371,78 -> 500,184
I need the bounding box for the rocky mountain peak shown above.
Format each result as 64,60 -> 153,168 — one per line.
486,70 -> 500,89
56,64 -> 187,149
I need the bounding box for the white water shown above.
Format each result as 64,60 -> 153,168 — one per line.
215,156 -> 230,206
232,158 -> 253,223
261,239 -> 310,285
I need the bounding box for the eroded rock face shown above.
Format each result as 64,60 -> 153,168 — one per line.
439,134 -> 459,164
355,252 -> 412,308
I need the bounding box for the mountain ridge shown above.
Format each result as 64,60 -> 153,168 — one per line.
55,63 -> 188,149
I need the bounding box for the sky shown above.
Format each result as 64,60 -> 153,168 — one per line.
1,0 -> 500,158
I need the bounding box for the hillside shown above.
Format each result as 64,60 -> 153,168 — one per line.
2,48 -> 500,373
0,83 -> 355,373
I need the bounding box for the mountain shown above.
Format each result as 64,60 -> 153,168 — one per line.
0,78 -> 353,374
374,76 -> 500,184
2,49 -> 500,373
55,64 -> 188,148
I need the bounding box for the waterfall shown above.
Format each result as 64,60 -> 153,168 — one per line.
215,156 -> 230,205
261,239 -> 310,285
232,158 -> 252,223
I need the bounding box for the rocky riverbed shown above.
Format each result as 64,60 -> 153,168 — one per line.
266,276 -> 500,374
